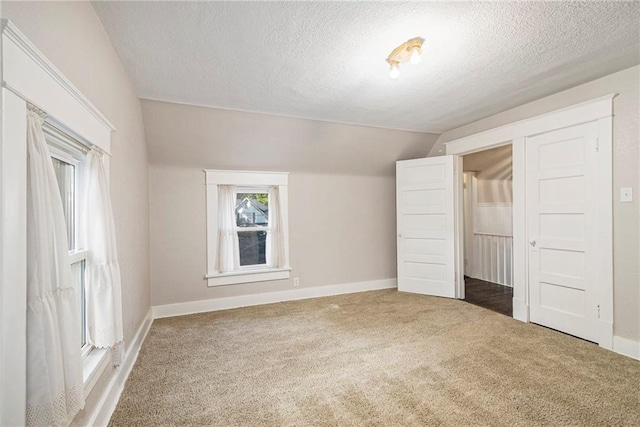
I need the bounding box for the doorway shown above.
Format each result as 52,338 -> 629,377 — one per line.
461,145 -> 514,317
396,95 -> 614,349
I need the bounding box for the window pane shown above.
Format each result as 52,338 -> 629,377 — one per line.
236,193 -> 268,228
238,230 -> 267,266
51,157 -> 75,250
71,260 -> 87,347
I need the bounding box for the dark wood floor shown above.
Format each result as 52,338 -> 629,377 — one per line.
464,277 -> 513,317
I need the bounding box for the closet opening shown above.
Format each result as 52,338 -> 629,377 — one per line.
461,144 -> 513,317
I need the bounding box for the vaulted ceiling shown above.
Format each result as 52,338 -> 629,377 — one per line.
93,1 -> 640,133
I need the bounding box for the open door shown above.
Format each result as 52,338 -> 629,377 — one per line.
396,156 -> 460,298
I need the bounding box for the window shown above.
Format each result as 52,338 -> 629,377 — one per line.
236,191 -> 269,266
45,126 -> 90,354
205,170 -> 290,286
46,124 -> 114,395
52,154 -> 87,348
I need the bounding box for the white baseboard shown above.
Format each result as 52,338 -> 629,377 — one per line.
86,308 -> 154,427
153,278 -> 397,319
612,336 -> 640,360
512,297 -> 528,323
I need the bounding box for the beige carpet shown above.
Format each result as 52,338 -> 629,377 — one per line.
110,290 -> 640,426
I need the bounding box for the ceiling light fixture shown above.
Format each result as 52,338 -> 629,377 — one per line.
386,37 -> 424,79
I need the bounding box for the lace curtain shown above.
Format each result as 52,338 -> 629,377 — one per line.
26,107 -> 84,426
216,185 -> 239,273
81,149 -> 124,348
266,186 -> 286,268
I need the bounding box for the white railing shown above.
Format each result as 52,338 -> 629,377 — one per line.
472,233 -> 513,287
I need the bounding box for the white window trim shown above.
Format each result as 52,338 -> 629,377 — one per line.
82,348 -> 109,397
205,170 -> 290,287
206,268 -> 292,287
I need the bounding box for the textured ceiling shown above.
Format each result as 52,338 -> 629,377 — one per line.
93,1 -> 640,133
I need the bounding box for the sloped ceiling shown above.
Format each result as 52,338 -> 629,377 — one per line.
140,99 -> 438,176
463,144 -> 512,180
93,1 -> 640,133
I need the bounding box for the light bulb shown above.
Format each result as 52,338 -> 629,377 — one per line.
410,48 -> 422,65
389,64 -> 400,79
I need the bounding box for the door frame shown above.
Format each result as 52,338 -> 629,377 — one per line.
445,94 -> 615,350
462,171 -> 477,279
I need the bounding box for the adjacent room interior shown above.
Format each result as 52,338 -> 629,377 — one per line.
0,2 -> 639,426
462,145 -> 514,317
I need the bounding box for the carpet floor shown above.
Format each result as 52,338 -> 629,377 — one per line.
110,290 -> 640,426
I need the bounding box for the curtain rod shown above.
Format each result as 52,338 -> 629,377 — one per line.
28,102 -> 110,157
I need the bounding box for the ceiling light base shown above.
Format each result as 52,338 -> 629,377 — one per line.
386,37 -> 424,79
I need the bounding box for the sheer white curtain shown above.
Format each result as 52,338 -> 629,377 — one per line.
216,185 -> 239,273
266,185 -> 286,268
26,107 -> 84,426
81,149 -> 123,348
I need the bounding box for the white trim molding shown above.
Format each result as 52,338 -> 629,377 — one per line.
612,336 -> 640,361
153,279 -> 397,319
1,20 -> 114,152
595,116 -> 614,351
206,267 -> 291,287
445,94 -> 616,156
204,169 -> 289,187
87,309 -> 154,427
512,297 -> 529,323
447,95 -> 615,351
1,21 -> 115,131
0,89 -> 28,427
83,348 -> 110,398
511,137 -> 528,323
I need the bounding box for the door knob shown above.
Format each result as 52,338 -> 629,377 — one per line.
529,240 -> 536,247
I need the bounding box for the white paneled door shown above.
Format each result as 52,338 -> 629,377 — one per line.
526,122 -> 599,342
396,156 -> 457,298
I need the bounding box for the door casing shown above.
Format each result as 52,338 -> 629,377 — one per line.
444,94 -> 615,350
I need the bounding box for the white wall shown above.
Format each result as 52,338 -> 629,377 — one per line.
142,99 -> 439,306
1,1 -> 151,422
430,66 -> 640,342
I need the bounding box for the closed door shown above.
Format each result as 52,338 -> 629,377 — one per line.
526,121 -> 598,342
396,156 -> 457,298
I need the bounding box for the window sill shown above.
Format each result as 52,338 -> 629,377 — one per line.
207,267 -> 291,287
83,347 -> 110,397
